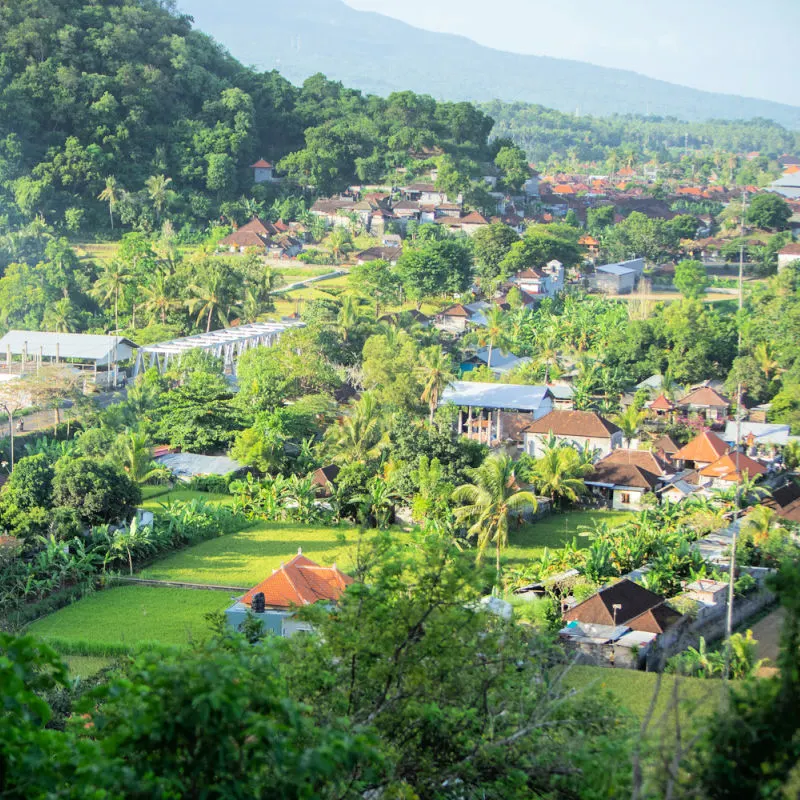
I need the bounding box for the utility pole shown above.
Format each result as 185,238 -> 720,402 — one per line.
724,190 -> 747,681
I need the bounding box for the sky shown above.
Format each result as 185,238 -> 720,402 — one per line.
345,0 -> 799,106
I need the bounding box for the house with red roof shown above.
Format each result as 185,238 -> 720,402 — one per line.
523,410 -> 623,459
698,451 -> 767,487
225,550 -> 353,638
676,385 -> 730,423
778,243 -> 800,271
647,393 -> 675,419
671,430 -> 729,470
250,158 -> 277,184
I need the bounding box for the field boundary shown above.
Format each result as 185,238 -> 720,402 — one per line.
116,576 -> 247,592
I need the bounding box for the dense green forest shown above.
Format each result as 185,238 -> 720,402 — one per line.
0,0 -> 493,237
482,101 -> 800,170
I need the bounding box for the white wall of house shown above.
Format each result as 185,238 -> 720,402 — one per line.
253,166 -> 275,183
612,487 -> 647,510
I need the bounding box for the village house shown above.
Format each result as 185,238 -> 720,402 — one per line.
460,347 -> 530,379
675,385 -> 730,423
652,434 -> 681,464
440,382 -> 554,447
522,410 -> 623,459
722,421 -> 791,458
778,243 -> 800,271
401,182 -> 451,205
250,158 -> 278,183
585,449 -> 671,510
219,216 -> 277,252
310,197 -> 357,228
590,258 -> 645,295
310,464 -> 340,498
764,479 -> 800,524
354,245 -> 403,265
683,579 -> 728,606
672,430 -> 729,471
225,551 -> 352,638
511,260 -> 565,299
698,451 -> 767,488
647,393 -> 676,421
433,304 -> 473,334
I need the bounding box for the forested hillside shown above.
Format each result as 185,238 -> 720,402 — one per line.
482,102 -> 800,164
0,0 -> 493,237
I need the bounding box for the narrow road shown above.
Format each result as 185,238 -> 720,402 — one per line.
750,607 -> 785,669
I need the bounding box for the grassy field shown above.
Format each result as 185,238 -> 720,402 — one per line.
28,586 -> 231,649
139,487 -> 234,511
64,655 -> 115,678
563,665 -> 723,724
139,521 -> 359,586
504,510 -> 632,566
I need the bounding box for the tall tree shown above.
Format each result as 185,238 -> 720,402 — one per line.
452,453 -> 536,581
415,345 -> 456,424
145,174 -> 173,222
91,261 -> 130,332
97,176 -> 121,231
187,265 -> 239,332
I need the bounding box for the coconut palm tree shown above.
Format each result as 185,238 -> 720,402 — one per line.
613,403 -> 647,448
97,176 -> 121,231
740,505 -> 782,546
145,174 -> 173,222
141,270 -> 181,325
91,261 -> 130,332
473,306 -> 509,370
118,431 -> 169,484
337,294 -> 363,343
328,228 -> 353,262
752,341 -> 781,382
452,453 -> 537,581
415,345 -> 456,424
187,265 -> 240,332
325,392 -> 389,465
43,297 -> 79,333
530,442 -> 592,507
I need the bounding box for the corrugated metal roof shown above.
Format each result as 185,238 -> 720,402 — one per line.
723,421 -> 790,445
0,331 -> 137,365
440,381 -> 551,411
597,264 -> 636,276
155,453 -> 244,478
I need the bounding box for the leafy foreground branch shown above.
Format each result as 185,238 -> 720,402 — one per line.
1,532 -> 633,799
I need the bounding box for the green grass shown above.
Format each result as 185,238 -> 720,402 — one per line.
504,510 -> 633,566
563,665 -> 723,724
63,655 -> 115,678
27,586 -> 231,648
139,521 -> 359,586
139,489 -> 234,511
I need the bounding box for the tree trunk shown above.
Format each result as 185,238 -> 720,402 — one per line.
487,341 -> 493,369
495,540 -> 501,590
127,547 -> 133,576
114,288 -> 119,333
206,306 -> 213,333
109,204 -> 114,231
8,412 -> 14,469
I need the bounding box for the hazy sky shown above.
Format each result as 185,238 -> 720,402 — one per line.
345,0 -> 798,106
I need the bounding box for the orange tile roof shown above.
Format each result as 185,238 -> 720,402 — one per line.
672,431 -> 729,464
553,184 -> 575,194
699,452 -> 767,483
649,393 -> 675,411
579,234 -> 599,246
241,552 -> 353,610
250,159 -> 273,169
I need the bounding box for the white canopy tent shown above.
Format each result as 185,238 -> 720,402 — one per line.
133,321 -> 305,376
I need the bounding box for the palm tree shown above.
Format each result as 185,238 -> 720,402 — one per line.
145,174 -> 173,222
740,505 -> 781,546
415,345 -> 456,424
530,442 -> 592,506
97,176 -> 120,231
613,404 -> 647,448
784,439 -> 800,471
187,265 -> 240,332
325,392 -> 389,465
752,341 -> 781,382
337,294 -> 363,343
452,453 -> 537,581
43,298 -> 78,333
472,306 -> 509,370
328,227 -> 353,262
118,431 -> 169,484
141,270 -> 181,324
91,261 -> 130,332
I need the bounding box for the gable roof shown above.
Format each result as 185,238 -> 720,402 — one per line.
515,267 -> 546,280
585,461 -> 661,491
653,434 -> 681,455
250,159 -> 273,169
439,303 -> 471,317
699,452 -> 767,482
564,579 -> 668,627
677,386 -> 730,408
600,448 -> 670,476
626,604 -> 682,634
524,410 -> 621,439
764,479 -> 800,523
241,552 -> 353,610
672,430 -> 729,464
460,210 -> 489,225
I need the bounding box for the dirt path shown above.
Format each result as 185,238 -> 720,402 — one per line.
750,607 -> 785,669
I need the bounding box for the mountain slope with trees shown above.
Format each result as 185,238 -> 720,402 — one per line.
184,0 -> 800,128
0,0 -> 494,237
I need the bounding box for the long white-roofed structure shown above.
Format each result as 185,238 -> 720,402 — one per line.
0,331 -> 137,377
133,321 -> 305,375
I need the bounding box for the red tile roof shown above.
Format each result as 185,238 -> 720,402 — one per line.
460,210 -> 489,225
241,552 -> 353,610
564,579 -> 671,628
699,452 -> 767,483
600,448 -> 669,476
586,461 -> 661,491
439,303 -> 471,317
250,159 -> 273,169
524,410 -> 621,438
672,431 -> 729,464
779,243 -> 800,256
649,393 -> 675,411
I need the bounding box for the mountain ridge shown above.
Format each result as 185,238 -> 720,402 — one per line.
182,0 -> 800,129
